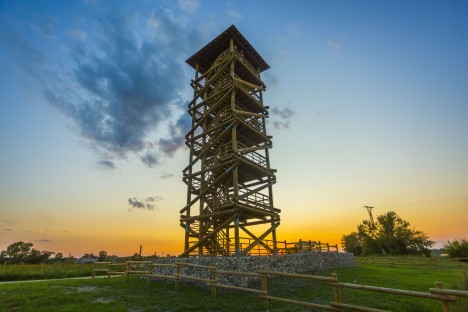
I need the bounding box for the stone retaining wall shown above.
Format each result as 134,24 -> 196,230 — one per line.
152,252 -> 355,288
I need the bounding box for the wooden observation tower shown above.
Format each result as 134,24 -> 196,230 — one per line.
180,25 -> 280,257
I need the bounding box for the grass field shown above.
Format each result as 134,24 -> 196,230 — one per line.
0,259 -> 466,311
0,263 -> 94,282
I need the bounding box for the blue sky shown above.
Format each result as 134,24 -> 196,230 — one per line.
1,0 -> 467,256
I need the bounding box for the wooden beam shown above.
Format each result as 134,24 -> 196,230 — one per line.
240,222 -> 280,255
240,225 -> 274,253
180,164 -> 235,214
179,215 -> 237,257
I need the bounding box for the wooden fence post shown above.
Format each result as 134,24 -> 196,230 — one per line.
435,282 -> 451,312
261,272 -> 268,309
127,262 -> 130,282
331,273 -> 342,310
175,263 -> 180,291
146,263 -> 152,285
211,265 -> 217,299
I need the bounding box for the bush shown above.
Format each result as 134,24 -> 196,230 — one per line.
444,238 -> 468,258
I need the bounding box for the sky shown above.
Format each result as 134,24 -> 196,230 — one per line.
0,0 -> 467,257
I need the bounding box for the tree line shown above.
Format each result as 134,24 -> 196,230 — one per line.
0,241 -> 176,264
0,241 -> 57,264
341,209 -> 467,258
341,210 -> 434,256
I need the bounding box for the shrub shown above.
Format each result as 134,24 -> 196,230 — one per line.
444,238 -> 468,258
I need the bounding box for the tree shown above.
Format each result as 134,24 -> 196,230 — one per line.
25,249 -> 54,264
1,241 -> 55,264
373,211 -> 433,256
342,210 -> 434,256
444,238 -> 468,258
341,232 -> 362,255
5,241 -> 33,264
98,251 -> 107,262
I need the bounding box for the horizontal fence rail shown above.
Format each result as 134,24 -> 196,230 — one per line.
92,260 -> 468,311
355,256 -> 439,267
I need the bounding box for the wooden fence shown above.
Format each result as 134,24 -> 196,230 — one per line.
355,256 -> 439,267
206,237 -> 339,256
93,261 -> 468,311
277,239 -> 339,254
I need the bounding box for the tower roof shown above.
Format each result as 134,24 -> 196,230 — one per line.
186,25 -> 270,74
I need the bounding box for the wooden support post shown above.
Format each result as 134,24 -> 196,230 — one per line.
299,239 -> 302,252
175,263 -> 180,291
261,272 -> 268,309
235,216 -> 240,256
211,265 -> 217,299
435,282 -> 451,312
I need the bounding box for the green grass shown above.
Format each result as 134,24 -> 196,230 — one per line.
0,259 -> 466,311
0,276 -> 264,312
0,263 -> 94,281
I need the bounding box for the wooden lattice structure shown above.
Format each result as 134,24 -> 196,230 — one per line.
179,25 -> 280,257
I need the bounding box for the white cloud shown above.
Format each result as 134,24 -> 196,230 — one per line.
177,0 -> 200,13
68,29 -> 87,40
227,10 -> 242,20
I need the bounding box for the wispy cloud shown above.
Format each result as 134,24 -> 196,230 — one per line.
3,229 -> 13,231
263,72 -> 278,88
227,10 -> 242,20
140,152 -> 158,168
326,39 -> 342,53
96,159 -> 115,170
29,14 -> 55,38
2,220 -> 18,224
158,113 -> 191,157
177,0 -> 200,13
270,106 -> 296,130
128,196 -> 163,211
161,173 -> 174,179
0,28 -> 46,70
35,239 -> 51,242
